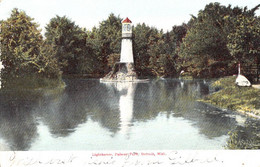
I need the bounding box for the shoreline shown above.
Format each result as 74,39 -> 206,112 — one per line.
200,76 -> 260,120
199,99 -> 260,120
236,109 -> 260,119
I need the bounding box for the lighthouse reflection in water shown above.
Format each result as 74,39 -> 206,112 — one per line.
103,82 -> 136,138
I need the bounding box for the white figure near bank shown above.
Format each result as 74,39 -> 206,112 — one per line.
235,63 -> 251,87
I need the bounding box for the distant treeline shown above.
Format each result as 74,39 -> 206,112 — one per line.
0,2 -> 259,81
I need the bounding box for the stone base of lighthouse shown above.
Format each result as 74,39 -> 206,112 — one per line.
101,62 -> 137,82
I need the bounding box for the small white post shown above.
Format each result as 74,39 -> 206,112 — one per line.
0,61 -> 3,89
238,63 -> 241,75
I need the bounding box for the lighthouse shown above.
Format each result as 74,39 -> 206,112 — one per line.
120,17 -> 134,63
101,17 -> 137,81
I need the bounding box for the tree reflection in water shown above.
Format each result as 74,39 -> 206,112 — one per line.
0,91 -> 40,150
0,78 -> 259,150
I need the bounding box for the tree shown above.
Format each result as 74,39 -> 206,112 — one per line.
0,8 -> 43,77
227,10 -> 260,81
39,41 -> 62,78
177,3 -> 260,78
148,32 -> 177,77
133,23 -> 181,77
45,15 -> 91,74
133,23 -> 158,77
107,53 -> 120,70
178,3 -> 243,77
95,14 -> 122,75
163,24 -> 187,73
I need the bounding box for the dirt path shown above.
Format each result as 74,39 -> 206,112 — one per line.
252,84 -> 260,89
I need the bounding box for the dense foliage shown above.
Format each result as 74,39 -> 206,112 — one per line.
1,3 -> 259,82
88,14 -> 122,75
44,15 -> 95,75
227,10 -> 260,81
0,9 -> 62,85
0,9 -> 42,77
178,3 -> 260,79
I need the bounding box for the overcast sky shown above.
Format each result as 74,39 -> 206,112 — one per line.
0,0 -> 259,33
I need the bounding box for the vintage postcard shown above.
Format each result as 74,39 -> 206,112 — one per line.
0,0 -> 259,166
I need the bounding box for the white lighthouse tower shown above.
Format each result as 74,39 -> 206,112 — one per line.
101,17 -> 137,81
120,17 -> 134,63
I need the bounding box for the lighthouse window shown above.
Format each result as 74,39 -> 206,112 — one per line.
123,24 -> 127,31
127,24 -> 131,31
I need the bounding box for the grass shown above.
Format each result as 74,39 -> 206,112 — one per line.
179,75 -> 193,80
0,75 -> 65,91
201,76 -> 260,117
226,130 -> 260,149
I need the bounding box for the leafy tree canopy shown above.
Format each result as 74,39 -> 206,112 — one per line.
0,8 -> 43,77
45,15 -> 90,74
178,3 -> 260,78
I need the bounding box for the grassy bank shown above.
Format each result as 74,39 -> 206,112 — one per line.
0,75 -> 65,91
201,76 -> 260,117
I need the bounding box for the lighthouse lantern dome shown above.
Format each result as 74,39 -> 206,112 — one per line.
122,17 -> 132,37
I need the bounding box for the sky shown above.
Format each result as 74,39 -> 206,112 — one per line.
0,0 -> 259,33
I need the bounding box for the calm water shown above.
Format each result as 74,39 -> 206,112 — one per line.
0,79 -> 259,150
